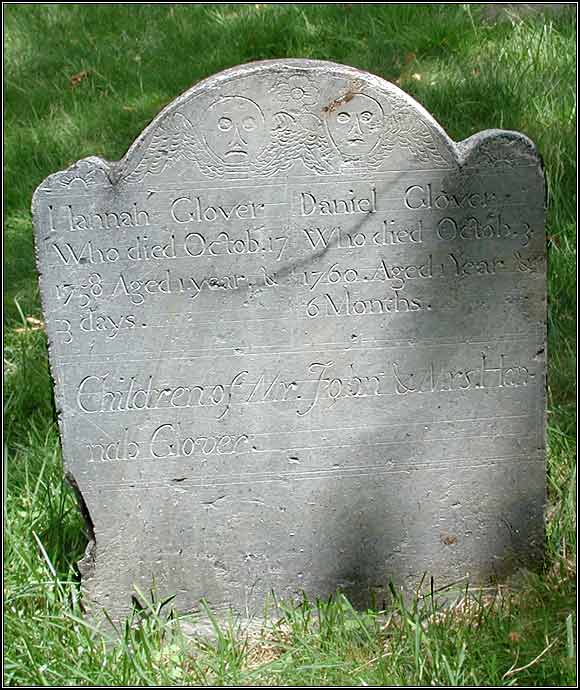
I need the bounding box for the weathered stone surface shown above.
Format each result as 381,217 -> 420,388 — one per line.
32,60 -> 547,623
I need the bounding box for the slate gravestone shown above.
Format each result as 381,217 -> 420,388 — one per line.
32,60 -> 547,623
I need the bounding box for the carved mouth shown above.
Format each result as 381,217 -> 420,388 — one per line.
225,149 -> 248,157
347,138 -> 365,144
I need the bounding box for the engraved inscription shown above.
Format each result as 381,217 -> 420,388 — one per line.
150,426 -> 249,459
299,186 -> 378,216
404,184 -> 496,210
170,194 -> 266,223
50,202 -> 151,232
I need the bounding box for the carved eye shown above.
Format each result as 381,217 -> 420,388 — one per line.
337,112 -> 351,124
218,117 -> 233,131
360,111 -> 373,122
242,116 -> 257,131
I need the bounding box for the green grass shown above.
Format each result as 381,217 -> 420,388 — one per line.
4,3 -> 576,686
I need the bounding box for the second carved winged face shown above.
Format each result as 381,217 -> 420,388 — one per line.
326,93 -> 384,159
201,96 -> 265,163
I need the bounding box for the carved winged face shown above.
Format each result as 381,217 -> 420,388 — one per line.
327,93 -> 384,159
201,96 -> 265,163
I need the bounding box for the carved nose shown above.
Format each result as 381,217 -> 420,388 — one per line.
229,125 -> 247,149
348,115 -> 364,138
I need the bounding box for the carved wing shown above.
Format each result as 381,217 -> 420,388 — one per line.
253,112 -> 338,176
252,112 -> 297,176
369,100 -> 453,168
298,114 -> 339,174
394,107 -> 452,166
126,112 -> 222,182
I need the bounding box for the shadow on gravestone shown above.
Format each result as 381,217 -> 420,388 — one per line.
32,59 -> 547,627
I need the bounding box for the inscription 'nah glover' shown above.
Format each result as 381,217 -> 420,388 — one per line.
32,59 -> 547,624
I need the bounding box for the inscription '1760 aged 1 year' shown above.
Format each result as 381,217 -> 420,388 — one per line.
33,59 -> 547,624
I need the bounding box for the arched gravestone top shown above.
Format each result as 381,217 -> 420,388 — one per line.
33,60 -> 547,623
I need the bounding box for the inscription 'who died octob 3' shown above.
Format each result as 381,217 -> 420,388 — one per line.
33,60 -> 547,621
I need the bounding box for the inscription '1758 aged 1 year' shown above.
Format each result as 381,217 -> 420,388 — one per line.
33,60 -> 547,624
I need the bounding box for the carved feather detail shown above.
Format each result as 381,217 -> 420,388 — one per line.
126,112 -> 219,181
370,100 -> 453,168
125,96 -> 453,182
253,112 -> 338,176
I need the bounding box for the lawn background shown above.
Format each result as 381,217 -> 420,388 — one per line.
4,4 -> 577,686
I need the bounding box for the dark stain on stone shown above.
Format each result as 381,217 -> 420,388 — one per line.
322,90 -> 355,115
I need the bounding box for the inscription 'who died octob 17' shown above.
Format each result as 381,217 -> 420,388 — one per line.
33,60 -> 547,622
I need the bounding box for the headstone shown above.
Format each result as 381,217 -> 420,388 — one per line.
32,59 -> 547,623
